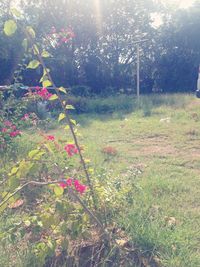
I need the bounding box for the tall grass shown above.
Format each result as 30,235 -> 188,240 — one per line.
64,93 -> 193,116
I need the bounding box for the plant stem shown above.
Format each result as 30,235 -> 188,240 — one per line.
32,42 -> 98,210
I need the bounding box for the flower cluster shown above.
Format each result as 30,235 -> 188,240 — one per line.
64,143 -> 78,157
20,112 -> 39,127
35,87 -> 53,100
21,113 -> 30,121
1,120 -> 21,138
47,27 -> 75,47
44,136 -> 79,155
10,130 -> 21,137
46,135 -> 55,141
59,178 -> 87,194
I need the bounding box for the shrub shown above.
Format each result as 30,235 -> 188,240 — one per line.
69,85 -> 92,97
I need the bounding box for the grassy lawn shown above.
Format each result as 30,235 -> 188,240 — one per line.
1,94 -> 200,266
47,94 -> 200,266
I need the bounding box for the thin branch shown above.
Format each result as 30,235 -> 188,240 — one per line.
27,35 -> 98,210
0,180 -> 61,209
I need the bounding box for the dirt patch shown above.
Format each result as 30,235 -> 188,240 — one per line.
131,136 -> 177,157
140,144 -> 176,156
187,99 -> 200,110
182,148 -> 200,160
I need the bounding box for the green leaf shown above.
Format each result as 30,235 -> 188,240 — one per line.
33,151 -> 45,160
28,149 -> 39,159
42,80 -> 52,88
26,26 -> 35,38
27,60 -> 40,69
33,44 -> 39,55
9,167 -> 19,176
66,105 -> 75,110
41,50 -> 51,58
49,94 -> 58,101
58,113 -> 66,122
64,125 -> 70,130
70,119 -> 77,125
54,186 -> 64,196
59,87 -> 67,94
4,20 -> 17,36
43,68 -> 50,75
44,144 -> 53,153
17,160 -> 34,178
10,8 -> 21,17
39,75 -> 46,83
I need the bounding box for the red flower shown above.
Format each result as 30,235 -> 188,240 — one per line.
59,178 -> 72,188
47,135 -> 55,141
74,180 -> 87,194
1,128 -> 8,133
58,178 -> 86,194
66,178 -> 73,186
9,130 -> 21,137
59,182 -> 68,189
64,144 -> 78,157
35,87 -> 52,100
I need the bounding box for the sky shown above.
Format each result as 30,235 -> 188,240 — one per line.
162,0 -> 195,9
12,0 -> 196,10
12,0 -> 196,7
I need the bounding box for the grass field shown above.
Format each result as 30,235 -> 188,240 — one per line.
1,94 -> 200,266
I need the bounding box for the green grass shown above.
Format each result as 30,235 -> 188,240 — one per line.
1,93 -> 200,266
71,94 -> 200,266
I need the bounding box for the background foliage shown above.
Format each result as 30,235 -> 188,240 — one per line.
0,0 -> 200,94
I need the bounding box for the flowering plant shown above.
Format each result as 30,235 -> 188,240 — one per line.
0,13 -> 111,266
0,119 -> 21,150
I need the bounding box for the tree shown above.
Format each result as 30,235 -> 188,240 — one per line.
154,1 -> 200,92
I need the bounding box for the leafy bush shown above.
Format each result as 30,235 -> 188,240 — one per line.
69,85 -> 92,97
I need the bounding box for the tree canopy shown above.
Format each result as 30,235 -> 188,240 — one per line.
0,0 -> 200,94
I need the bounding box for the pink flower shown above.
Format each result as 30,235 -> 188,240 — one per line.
66,178 -> 73,186
58,178 -> 73,188
9,130 -> 21,137
1,128 -> 8,133
35,87 -> 52,100
11,125 -> 17,130
4,120 -> 12,127
64,144 -> 78,157
58,178 -> 86,194
21,114 -> 29,121
61,37 -> 68,43
47,135 -> 55,141
59,182 -> 68,189
74,180 -> 87,194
